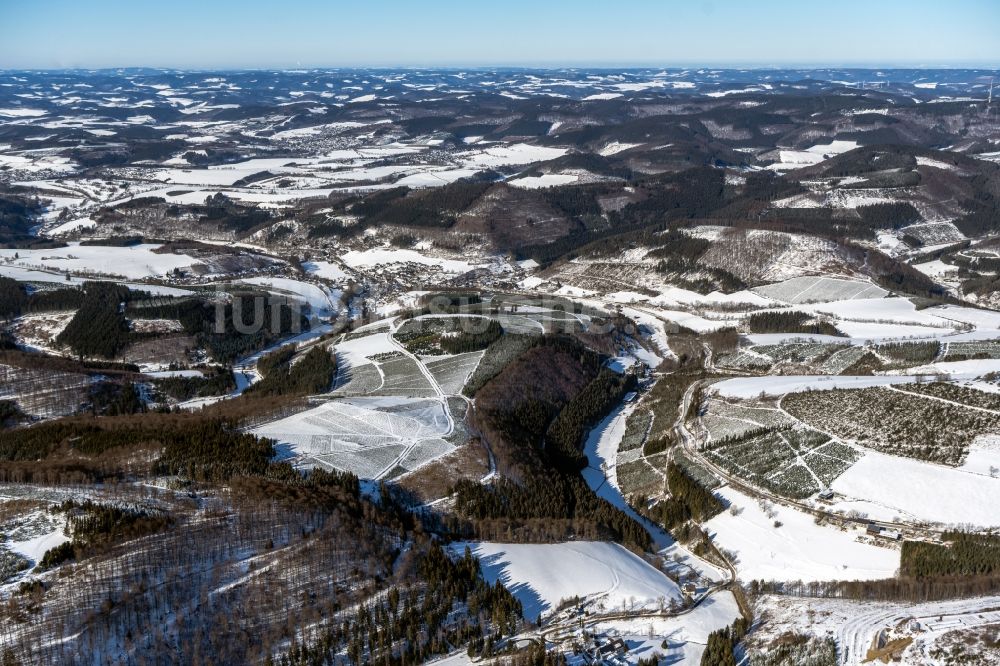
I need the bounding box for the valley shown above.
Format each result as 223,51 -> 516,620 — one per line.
1,66 -> 1000,665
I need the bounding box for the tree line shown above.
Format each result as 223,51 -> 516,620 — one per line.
37,500 -> 174,571
440,319 -> 503,354
129,290 -> 308,362
900,531 -> 1000,578
277,541 -> 523,666
151,367 -> 236,401
470,335 -> 605,479
744,311 -> 841,336
701,618 -> 750,666
647,462 -> 726,535
1,278 -> 77,319
0,415 -> 275,483
544,367 -> 635,472
308,182 -> 493,238
751,574 -> 1000,603
519,166 -> 727,265
247,345 -> 337,397
0,191 -> 47,247
451,475 -> 651,551
452,333 -> 651,549
55,282 -> 132,359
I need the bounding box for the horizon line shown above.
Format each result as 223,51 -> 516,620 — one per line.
2,63 -> 1000,73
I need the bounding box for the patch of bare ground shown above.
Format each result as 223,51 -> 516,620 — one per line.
0,499 -> 47,523
395,439 -> 491,504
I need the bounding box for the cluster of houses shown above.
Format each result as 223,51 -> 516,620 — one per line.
589,637 -> 630,665
558,634 -> 632,666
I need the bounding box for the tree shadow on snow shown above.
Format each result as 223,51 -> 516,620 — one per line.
474,550 -> 548,621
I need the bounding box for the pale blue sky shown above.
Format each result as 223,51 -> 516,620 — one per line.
1,0 -> 998,69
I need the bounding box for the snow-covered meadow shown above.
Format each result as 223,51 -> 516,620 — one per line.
0,242 -> 201,280
456,541 -> 682,619
705,486 -> 900,582
830,448 -> 1000,527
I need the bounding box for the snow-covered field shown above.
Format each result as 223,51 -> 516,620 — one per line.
801,296 -> 954,327
705,486 -> 899,582
424,351 -> 483,395
118,141 -> 569,206
929,303 -> 1000,329
238,276 -> 341,315
302,260 -> 349,281
835,320 -> 953,340
583,402 -> 639,493
619,307 -> 674,362
249,321 -> 465,478
650,309 -> 740,333
711,374 -> 921,398
334,331 -> 397,366
457,541 -> 682,619
0,265 -> 192,295
767,140 -> 859,171
457,143 -> 567,169
712,348 -> 1000,398
647,285 -> 773,309
507,173 -> 579,189
740,295 -> 987,345
0,242 -> 200,280
255,396 -> 453,479
598,141 -> 641,156
903,358 -> 1000,376
431,590 -> 741,666
830,449 -> 1000,527
753,276 -> 887,304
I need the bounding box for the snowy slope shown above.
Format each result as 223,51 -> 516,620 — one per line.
238,276 -> 341,315
705,486 -> 899,582
0,242 -> 200,279
830,450 -> 1000,527
456,541 -> 682,619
